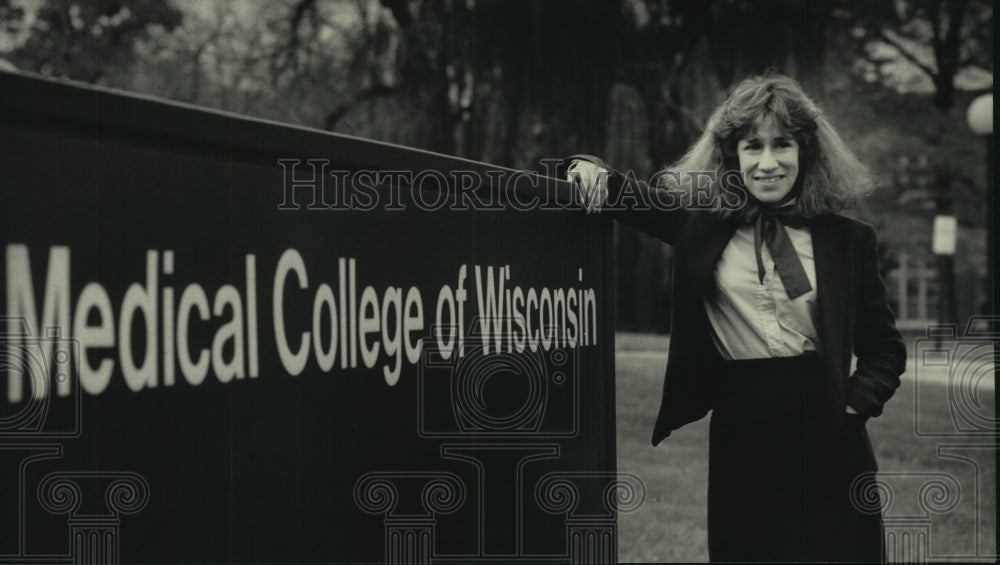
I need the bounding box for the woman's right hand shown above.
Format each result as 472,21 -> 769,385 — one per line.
566,159 -> 609,214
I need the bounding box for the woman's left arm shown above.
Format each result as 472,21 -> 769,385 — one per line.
845,224 -> 907,419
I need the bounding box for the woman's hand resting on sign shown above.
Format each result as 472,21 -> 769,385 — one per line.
566,159 -> 609,214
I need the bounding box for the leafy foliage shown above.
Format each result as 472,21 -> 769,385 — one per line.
2,0 -> 991,327
843,0 -> 993,109
7,0 -> 181,82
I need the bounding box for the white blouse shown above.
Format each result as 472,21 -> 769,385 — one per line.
704,223 -> 821,359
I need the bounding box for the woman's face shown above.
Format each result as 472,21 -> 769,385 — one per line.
737,116 -> 800,205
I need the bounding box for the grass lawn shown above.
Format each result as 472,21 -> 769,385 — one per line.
615,332 -> 997,563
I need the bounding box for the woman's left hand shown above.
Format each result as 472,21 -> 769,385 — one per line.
566,159 -> 609,214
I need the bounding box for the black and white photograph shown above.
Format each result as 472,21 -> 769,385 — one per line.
0,1 -> 994,563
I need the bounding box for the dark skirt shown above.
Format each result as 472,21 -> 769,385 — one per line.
707,354 -> 884,563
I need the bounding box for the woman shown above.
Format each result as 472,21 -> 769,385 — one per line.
566,74 -> 905,562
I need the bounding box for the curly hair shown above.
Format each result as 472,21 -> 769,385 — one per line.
658,73 -> 874,217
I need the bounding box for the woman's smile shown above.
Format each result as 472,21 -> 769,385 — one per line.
738,116 -> 800,204
753,174 -> 785,184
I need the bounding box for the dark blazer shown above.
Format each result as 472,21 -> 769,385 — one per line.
565,155 -> 907,446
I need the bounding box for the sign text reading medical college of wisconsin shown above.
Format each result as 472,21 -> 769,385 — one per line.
4,244 -> 599,403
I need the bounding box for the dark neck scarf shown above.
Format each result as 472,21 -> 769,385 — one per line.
740,198 -> 812,300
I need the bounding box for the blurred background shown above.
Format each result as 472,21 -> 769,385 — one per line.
0,0 -> 992,334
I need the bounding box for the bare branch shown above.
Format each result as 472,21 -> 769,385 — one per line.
957,54 -> 989,68
290,0 -> 318,40
379,0 -> 412,27
940,0 -> 970,66
878,30 -> 939,79
928,0 -> 944,44
324,84 -> 401,130
661,89 -> 705,135
951,172 -> 987,201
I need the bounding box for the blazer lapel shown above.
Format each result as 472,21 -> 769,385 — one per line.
810,215 -> 850,381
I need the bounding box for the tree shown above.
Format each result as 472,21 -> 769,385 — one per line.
846,0 -> 993,110
8,0 -> 988,328
6,0 -> 182,83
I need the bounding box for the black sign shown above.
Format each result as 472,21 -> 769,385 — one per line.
0,71 -> 620,564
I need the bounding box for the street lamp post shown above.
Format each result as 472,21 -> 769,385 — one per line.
966,92 -> 995,480
966,93 -> 994,318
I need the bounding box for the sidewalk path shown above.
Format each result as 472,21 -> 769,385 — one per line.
614,340 -> 995,389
